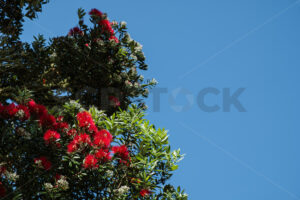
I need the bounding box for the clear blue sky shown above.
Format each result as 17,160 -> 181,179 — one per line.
21,0 -> 300,199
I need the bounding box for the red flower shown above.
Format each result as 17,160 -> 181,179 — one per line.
89,124 -> 98,133
95,149 -> 111,162
27,100 -> 47,117
109,35 -> 119,43
112,145 -> 130,164
67,128 -> 77,136
99,19 -> 114,35
27,99 -> 36,110
34,156 -> 52,170
44,130 -> 60,144
0,182 -> 6,197
55,174 -> 61,181
36,105 -> 48,116
77,111 -> 98,133
140,189 -> 151,197
1,103 -> 18,118
39,113 -> 56,128
77,111 -> 93,127
109,96 -> 120,106
89,9 -> 118,43
53,122 -> 69,131
0,103 -> 30,120
67,140 -> 78,153
89,8 -> 103,17
68,27 -> 84,36
83,154 -> 98,169
67,133 -> 91,153
99,19 -> 111,28
16,104 -> 30,120
57,116 -> 64,122
77,133 -> 92,144
7,103 -> 18,117
93,129 -> 112,148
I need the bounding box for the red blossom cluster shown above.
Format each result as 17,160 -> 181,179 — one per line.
112,145 -> 130,165
44,130 -> 60,145
34,156 -> 52,170
27,100 -> 69,147
68,8 -> 119,42
83,154 -> 99,169
67,128 -> 113,168
39,113 -> 56,128
90,8 -> 119,43
89,8 -> 103,17
53,121 -> 69,131
93,129 -> 113,148
68,27 -> 84,36
0,99 -> 133,193
67,128 -> 77,136
0,100 -> 64,172
27,99 -> 47,116
140,189 -> 151,197
0,103 -> 30,121
77,111 -> 97,133
17,105 -> 30,120
95,149 -> 111,162
27,99 -> 63,129
68,111 -> 116,168
67,133 -> 92,153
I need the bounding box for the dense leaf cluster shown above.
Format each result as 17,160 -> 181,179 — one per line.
0,6 -> 156,113
0,0 -> 49,43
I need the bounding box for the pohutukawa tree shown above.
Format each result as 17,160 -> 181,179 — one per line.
0,1 -> 187,199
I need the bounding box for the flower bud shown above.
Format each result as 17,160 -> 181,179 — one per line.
123,33 -> 132,43
150,78 -> 158,85
139,75 -> 144,81
44,183 -> 53,192
120,21 -> 127,29
57,176 -> 69,190
125,80 -> 133,87
111,20 -> 118,27
114,185 -> 130,195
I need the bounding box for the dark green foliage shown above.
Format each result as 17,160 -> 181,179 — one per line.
0,0 -> 49,43
0,7 -> 156,113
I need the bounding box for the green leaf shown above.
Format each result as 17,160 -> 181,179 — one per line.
171,165 -> 178,171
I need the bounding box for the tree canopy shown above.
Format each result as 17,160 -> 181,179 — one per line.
0,1 -> 187,199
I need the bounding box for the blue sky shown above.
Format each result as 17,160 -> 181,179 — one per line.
21,0 -> 300,199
